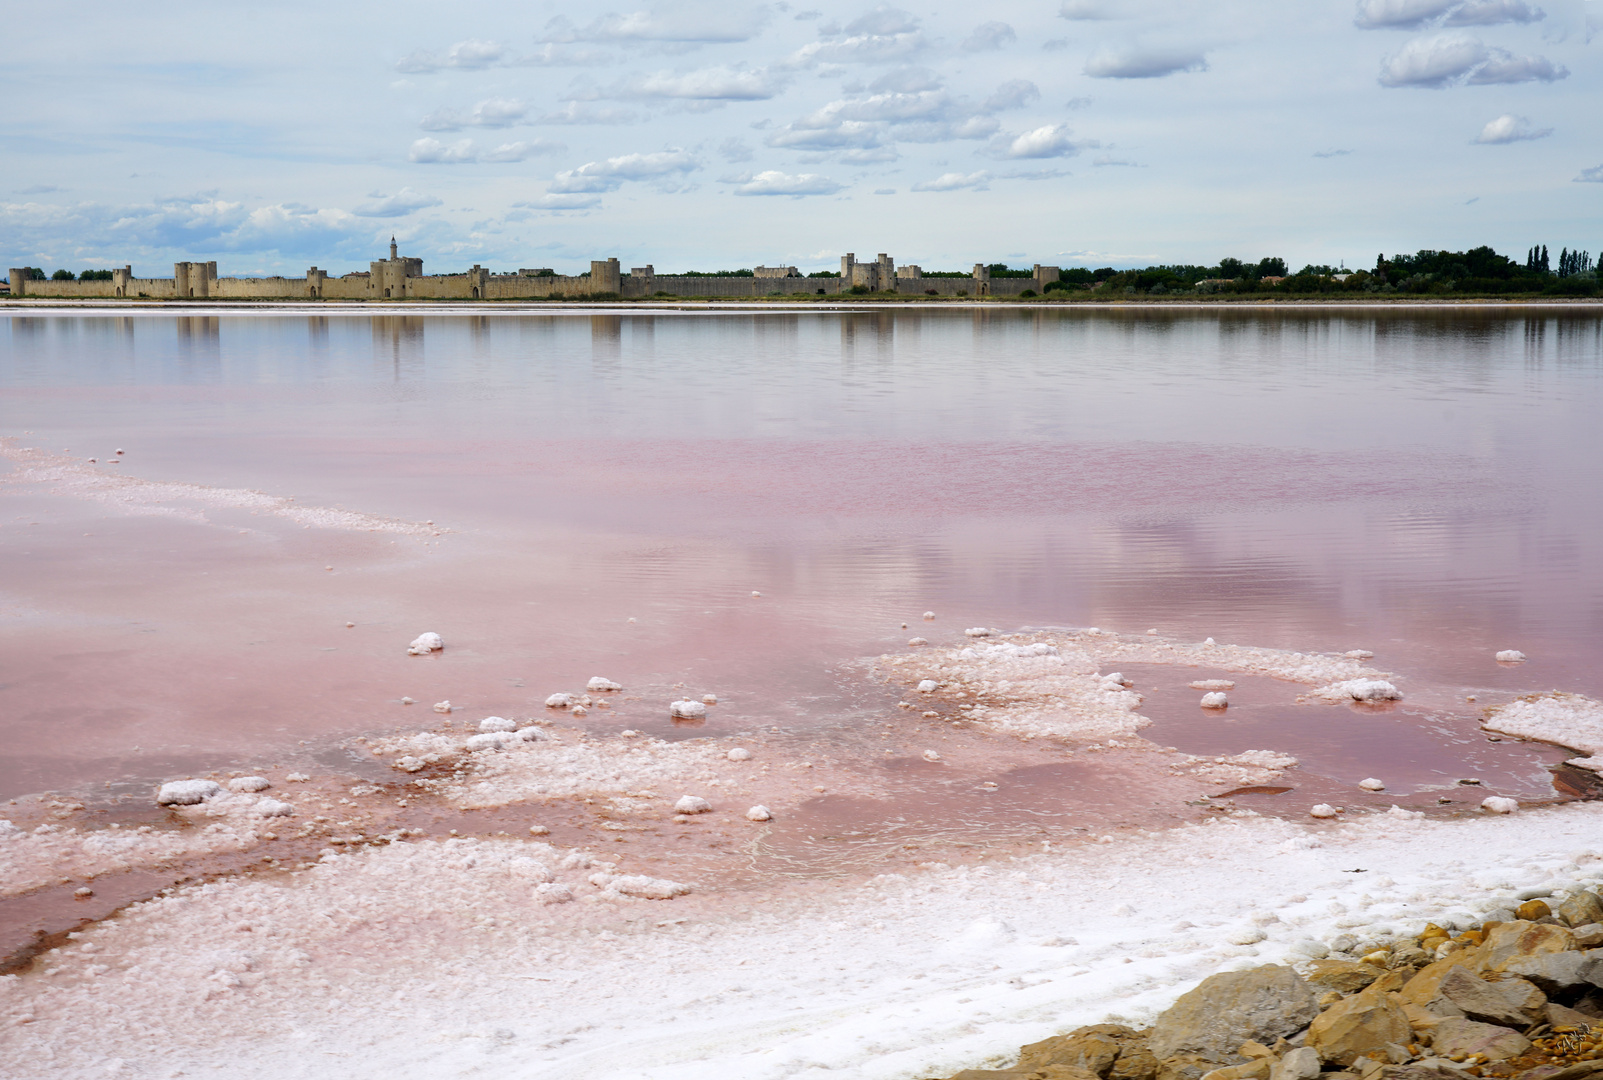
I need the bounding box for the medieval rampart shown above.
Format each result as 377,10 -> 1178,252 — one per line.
8,249 -> 1061,302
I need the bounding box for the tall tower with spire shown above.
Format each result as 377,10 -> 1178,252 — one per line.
390,236 -> 398,260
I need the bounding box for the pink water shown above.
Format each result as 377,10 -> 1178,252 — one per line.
4,306 -> 1603,808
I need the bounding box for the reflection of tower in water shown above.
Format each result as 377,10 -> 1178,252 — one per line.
839,309 -> 894,361
590,315 -> 621,368
372,316 -> 424,377
175,317 -> 221,371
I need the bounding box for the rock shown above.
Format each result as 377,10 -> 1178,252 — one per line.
587,677 -> 622,691
156,779 -> 221,806
1018,1026 -> 1134,1075
1307,978 -> 1413,1067
1474,920 -> 1576,973
1110,1044 -> 1161,1080
1269,1048 -> 1321,1080
1400,959 -> 1479,1009
1499,951 -> 1589,993
1572,924 -> 1603,948
1427,1018 -> 1530,1061
1379,1067 -> 1474,1080
1428,966 -> 1545,1026
1546,1002 -> 1596,1028
1199,1062 -> 1271,1080
1560,893 -> 1603,929
1306,961 -> 1383,994
1149,966 -> 1320,1065
1517,899 -> 1554,921
227,776 -> 271,793
1156,1055 -> 1218,1080
674,795 -> 712,814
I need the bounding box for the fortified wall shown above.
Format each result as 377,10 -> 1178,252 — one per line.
8,244 -> 1061,302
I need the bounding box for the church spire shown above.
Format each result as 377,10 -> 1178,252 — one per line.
390,236 -> 398,260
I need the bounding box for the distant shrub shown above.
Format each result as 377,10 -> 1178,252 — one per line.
1019,289 -> 1037,298
925,289 -> 938,296
79,269 -> 113,281
848,284 -> 870,294
51,269 -> 73,280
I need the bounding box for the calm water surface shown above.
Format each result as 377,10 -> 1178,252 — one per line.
3,305 -> 1602,800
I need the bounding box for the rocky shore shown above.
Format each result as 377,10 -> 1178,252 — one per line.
938,891 -> 1603,1080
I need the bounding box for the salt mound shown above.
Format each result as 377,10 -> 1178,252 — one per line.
533,882 -> 573,904
908,637 -> 928,646
1483,693 -> 1603,769
1310,678 -> 1402,702
1310,804 -> 1338,819
674,796 -> 712,814
1359,778 -> 1386,791
1496,650 -> 1527,663
478,716 -> 517,733
508,857 -> 555,882
1200,692 -> 1228,709
606,875 -> 692,900
923,611 -> 935,619
745,805 -> 771,821
922,750 -> 942,762
1190,680 -> 1234,691
433,701 -> 452,714
1345,650 -> 1375,659
917,680 -> 938,693
670,700 -> 706,719
465,732 -> 515,752
964,628 -> 990,638
255,799 -> 294,817
1230,750 -> 1298,771
587,677 -> 622,691
157,780 -> 221,806
727,748 -> 751,761
702,694 -> 717,705
546,693 -> 576,709
407,632 -> 443,656
517,726 -> 549,742
227,776 -> 271,793
1482,796 -> 1520,814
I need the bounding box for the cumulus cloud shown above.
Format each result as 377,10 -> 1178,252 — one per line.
1084,44 -> 1208,78
352,188 -> 444,218
420,98 -> 530,132
1474,114 -> 1552,142
1575,165 -> 1603,183
989,123 -> 1090,159
724,170 -> 844,196
409,138 -> 563,163
395,39 -> 509,74
911,170 -> 991,191
536,103 -> 641,125
549,149 -> 700,193
1377,34 -> 1567,86
620,66 -> 788,100
539,6 -> 770,45
512,194 -> 604,210
790,7 -> 925,65
1353,0 -> 1544,28
962,21 -> 1017,51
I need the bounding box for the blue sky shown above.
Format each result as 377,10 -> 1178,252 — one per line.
2,0 -> 1597,276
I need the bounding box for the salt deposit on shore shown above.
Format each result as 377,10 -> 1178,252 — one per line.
1483,693 -> 1603,770
11,793 -> 1603,1080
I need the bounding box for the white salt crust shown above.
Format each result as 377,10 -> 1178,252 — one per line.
0,440 -> 436,535
1199,692 -> 1228,709
1496,650 -> 1528,663
1483,693 -> 1603,771
1306,679 -> 1403,703
669,700 -> 707,719
406,632 -> 443,656
13,801 -> 1603,1080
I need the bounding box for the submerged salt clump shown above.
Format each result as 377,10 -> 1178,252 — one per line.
533,882 -> 573,904
922,750 -> 942,762
1310,804 -> 1339,819
433,701 -> 453,714
1190,680 -> 1235,691
545,693 -> 576,709
466,732 -> 517,752
156,780 -> 222,806
407,632 -> 444,656
670,700 -> 706,719
964,628 -> 990,638
1482,796 -> 1520,814
1496,650 -> 1527,663
517,726 -> 548,742
255,799 -> 294,817
908,637 -> 928,647
1200,692 -> 1228,709
1345,649 -> 1375,659
727,748 -> 751,761
607,875 -> 692,900
478,716 -> 517,733
674,796 -> 712,814
1311,679 -> 1403,702
227,776 -> 271,793
1358,778 -> 1386,791
587,677 -> 622,691
745,805 -> 771,821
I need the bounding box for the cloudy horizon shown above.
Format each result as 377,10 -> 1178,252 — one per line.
2,0 -> 1597,277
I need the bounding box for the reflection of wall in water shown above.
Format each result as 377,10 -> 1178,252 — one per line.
590,315 -> 622,365
839,310 -> 894,360
175,317 -> 221,368
372,316 -> 424,376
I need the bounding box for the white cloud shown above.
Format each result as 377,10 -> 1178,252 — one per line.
1084,44 -> 1208,78
420,98 -> 530,132
536,103 -> 642,125
549,149 -> 700,192
990,124 -> 1089,159
1377,33 -> 1567,86
1060,0 -> 1120,18
911,170 -> 991,191
763,72 -> 1032,159
513,194 -> 604,210
962,22 -> 1017,52
352,188 -> 444,218
767,121 -> 884,151
395,39 -> 509,74
790,7 -> 925,66
627,66 -> 789,100
539,6 -> 770,45
409,138 -> 562,164
724,170 -> 844,196
1575,165 -> 1603,183
1353,0 -> 1544,28
982,80 -> 1041,112
1474,114 -> 1552,142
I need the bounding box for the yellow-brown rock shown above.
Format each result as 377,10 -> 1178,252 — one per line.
1109,1043 -> 1160,1080
1307,986 -> 1414,1067
1559,891 -> 1603,929
1397,956 -> 1482,1008
1198,1060 -> 1272,1080
1518,900 -> 1555,922
1018,1028 -> 1135,1076
1474,920 -> 1576,973
1307,961 -> 1385,994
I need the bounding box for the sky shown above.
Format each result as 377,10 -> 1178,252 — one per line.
1,0 -> 1598,276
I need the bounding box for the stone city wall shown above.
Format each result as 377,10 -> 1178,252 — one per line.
9,257 -> 1061,301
